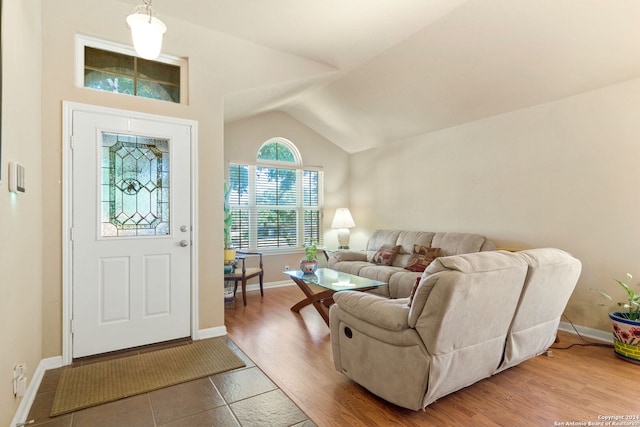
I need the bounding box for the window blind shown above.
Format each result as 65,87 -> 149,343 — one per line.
228,163 -> 323,250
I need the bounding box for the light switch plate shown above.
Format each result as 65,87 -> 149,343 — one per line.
9,162 -> 25,193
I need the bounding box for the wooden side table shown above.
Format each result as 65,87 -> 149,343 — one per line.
224,251 -> 263,306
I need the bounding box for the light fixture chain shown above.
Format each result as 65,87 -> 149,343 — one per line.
144,0 -> 153,23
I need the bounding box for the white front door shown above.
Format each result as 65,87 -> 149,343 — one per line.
70,108 -> 193,358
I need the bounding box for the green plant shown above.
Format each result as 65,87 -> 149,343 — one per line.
304,238 -> 317,261
223,181 -> 233,249
595,273 -> 640,321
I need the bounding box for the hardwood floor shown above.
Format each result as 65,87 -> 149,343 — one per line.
225,285 -> 640,427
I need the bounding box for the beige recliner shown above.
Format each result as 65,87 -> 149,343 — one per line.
329,248 -> 581,410
497,248 -> 582,372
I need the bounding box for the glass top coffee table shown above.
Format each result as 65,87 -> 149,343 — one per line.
283,268 -> 387,326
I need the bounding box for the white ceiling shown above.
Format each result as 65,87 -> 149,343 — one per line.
159,0 -> 640,153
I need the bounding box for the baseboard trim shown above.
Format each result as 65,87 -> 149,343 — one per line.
11,356 -> 63,427
197,326 -> 228,340
558,321 -> 612,343
239,280 -> 294,293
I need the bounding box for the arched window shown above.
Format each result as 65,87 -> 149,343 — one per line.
228,138 -> 323,250
257,138 -> 301,163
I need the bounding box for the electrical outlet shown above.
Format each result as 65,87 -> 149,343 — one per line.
284,265 -> 290,271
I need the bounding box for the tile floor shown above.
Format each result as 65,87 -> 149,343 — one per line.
25,338 -> 316,427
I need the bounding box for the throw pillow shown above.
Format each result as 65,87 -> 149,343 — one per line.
408,276 -> 421,307
414,244 -> 436,256
371,245 -> 401,266
405,246 -> 440,272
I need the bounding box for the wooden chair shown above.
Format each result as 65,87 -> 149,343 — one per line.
224,251 -> 264,306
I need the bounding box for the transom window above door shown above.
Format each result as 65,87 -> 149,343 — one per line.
76,35 -> 187,104
228,138 -> 324,251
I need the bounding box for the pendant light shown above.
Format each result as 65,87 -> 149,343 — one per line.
126,0 -> 166,60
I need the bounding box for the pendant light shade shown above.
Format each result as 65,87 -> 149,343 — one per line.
126,1 -> 166,60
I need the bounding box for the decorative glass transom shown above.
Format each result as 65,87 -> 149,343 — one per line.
84,46 -> 181,103
101,132 -> 170,237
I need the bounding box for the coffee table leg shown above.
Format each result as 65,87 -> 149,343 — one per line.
289,277 -> 335,325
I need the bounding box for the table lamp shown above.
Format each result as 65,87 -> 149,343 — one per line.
331,208 -> 356,249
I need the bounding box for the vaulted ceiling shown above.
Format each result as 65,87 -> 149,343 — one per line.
160,0 -> 640,153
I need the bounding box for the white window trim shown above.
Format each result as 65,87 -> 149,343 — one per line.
75,34 -> 189,104
231,159 -> 322,172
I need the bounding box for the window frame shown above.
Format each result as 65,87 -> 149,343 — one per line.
228,139 -> 324,252
75,34 -> 189,104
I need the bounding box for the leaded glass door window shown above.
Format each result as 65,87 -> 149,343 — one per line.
101,132 -> 170,237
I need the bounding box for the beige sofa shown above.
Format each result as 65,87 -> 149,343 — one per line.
327,229 -> 496,298
329,248 -> 581,411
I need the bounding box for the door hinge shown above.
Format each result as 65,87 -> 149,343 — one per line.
70,135 -> 74,150
70,227 -> 74,241
70,319 -> 74,333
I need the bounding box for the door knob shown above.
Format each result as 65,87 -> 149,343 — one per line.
180,225 -> 189,232
180,240 -> 189,247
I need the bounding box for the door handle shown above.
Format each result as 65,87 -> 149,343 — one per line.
180,240 -> 189,247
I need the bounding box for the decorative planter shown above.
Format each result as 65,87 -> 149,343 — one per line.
224,249 -> 236,264
224,262 -> 236,306
609,311 -> 640,364
224,263 -> 234,274
300,259 -> 318,274
223,284 -> 235,305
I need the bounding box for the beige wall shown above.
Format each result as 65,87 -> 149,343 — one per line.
224,111 -> 350,281
0,1 -> 43,423
350,77 -> 640,332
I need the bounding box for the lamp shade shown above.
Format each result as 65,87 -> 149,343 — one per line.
126,13 -> 166,60
331,208 -> 356,229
